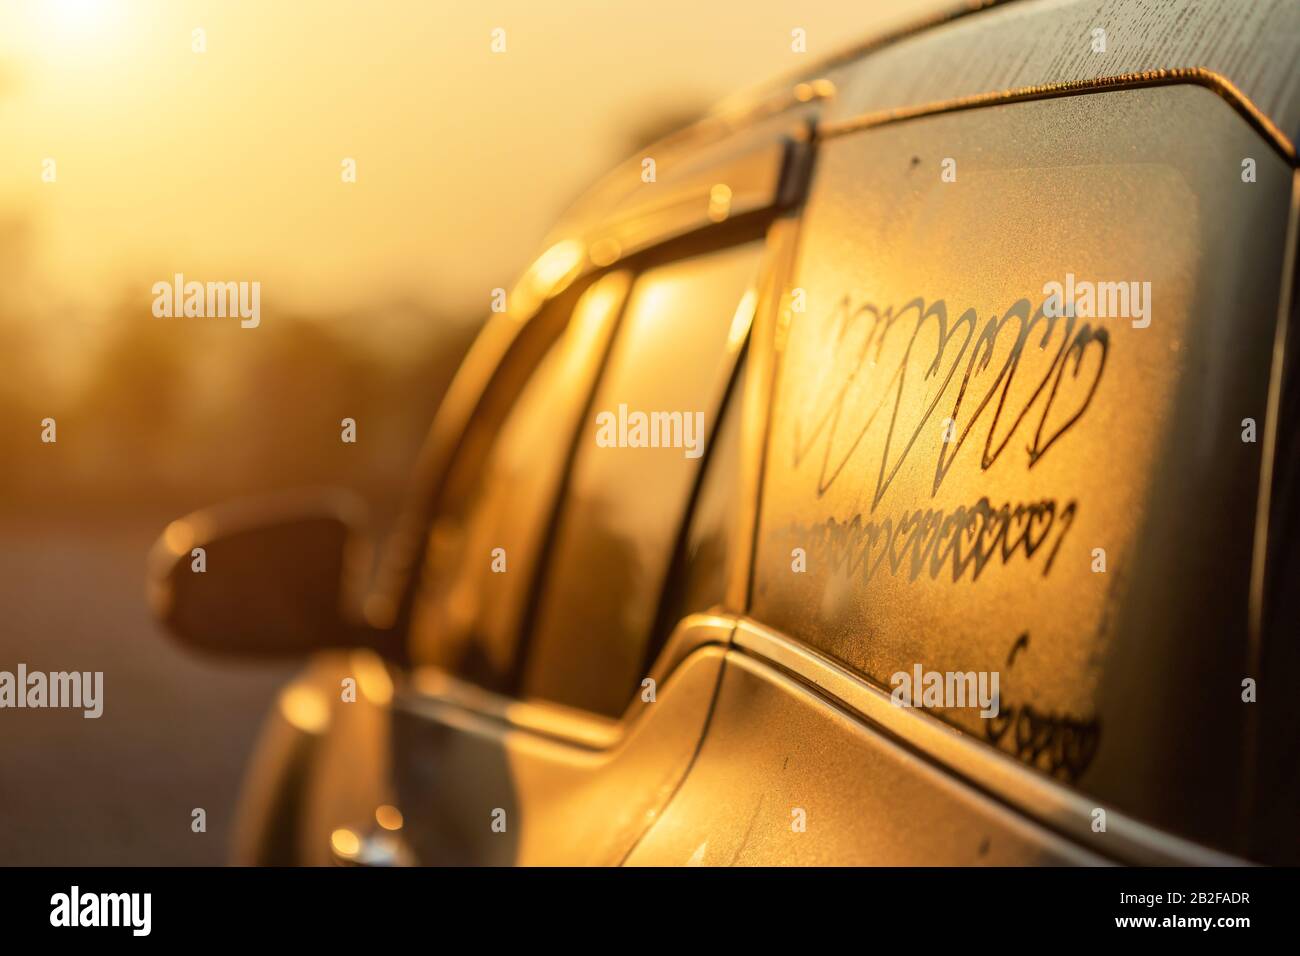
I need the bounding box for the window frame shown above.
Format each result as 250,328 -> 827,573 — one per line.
368,123 -> 814,655
513,240 -> 764,713
392,216 -> 787,719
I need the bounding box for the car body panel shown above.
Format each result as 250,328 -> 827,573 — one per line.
625,648 -> 1104,866
389,617 -> 732,865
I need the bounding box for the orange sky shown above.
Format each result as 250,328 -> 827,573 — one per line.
0,0 -> 949,331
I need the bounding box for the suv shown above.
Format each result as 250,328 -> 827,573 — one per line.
149,0 -> 1300,865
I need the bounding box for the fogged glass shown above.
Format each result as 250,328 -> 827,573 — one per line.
750,86 -> 1293,847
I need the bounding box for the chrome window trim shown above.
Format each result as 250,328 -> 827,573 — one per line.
819,69 -> 1297,164
395,613 -> 735,752
803,0 -> 1298,163
725,214 -> 802,614
730,616 -> 1248,867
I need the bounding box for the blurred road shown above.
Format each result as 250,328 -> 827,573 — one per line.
0,509 -> 295,865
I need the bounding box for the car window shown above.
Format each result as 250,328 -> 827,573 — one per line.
653,355 -> 746,646
408,272 -> 631,689
749,85 -> 1293,848
520,241 -> 762,716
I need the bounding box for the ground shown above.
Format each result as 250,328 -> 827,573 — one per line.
0,509 -> 295,865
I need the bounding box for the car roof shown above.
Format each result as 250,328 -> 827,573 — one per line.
550,0 -> 1299,249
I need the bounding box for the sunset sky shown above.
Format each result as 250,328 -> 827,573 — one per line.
0,0 -> 949,334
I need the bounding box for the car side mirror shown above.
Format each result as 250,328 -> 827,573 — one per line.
148,489 -> 400,659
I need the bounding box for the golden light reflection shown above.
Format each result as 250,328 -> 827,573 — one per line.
278,684 -> 330,735
375,805 -> 404,831
512,239 -> 586,315
565,272 -> 628,352
532,240 -> 585,288
726,287 -> 758,350
707,183 -> 733,223
162,520 -> 194,556
351,650 -> 394,706
794,78 -> 837,102
330,827 -> 361,860
589,237 -> 622,267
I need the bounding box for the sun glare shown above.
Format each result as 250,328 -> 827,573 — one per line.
47,0 -> 114,28
29,0 -> 124,55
